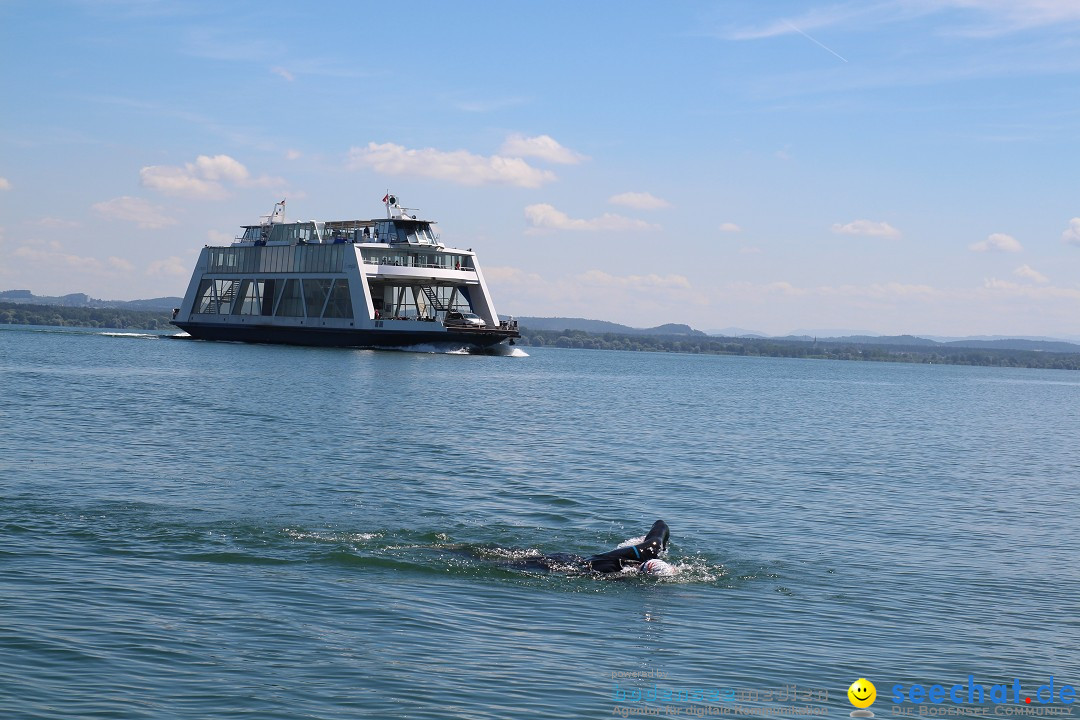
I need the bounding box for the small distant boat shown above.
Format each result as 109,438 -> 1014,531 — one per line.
171,195 -> 519,350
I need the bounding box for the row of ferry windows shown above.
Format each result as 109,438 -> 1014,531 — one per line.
240,222 -> 437,245
207,245 -> 347,274
362,251 -> 471,269
193,278 -> 353,318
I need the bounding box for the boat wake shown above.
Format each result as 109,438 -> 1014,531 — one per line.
388,343 -> 528,357
389,343 -> 473,355
98,331 -> 169,340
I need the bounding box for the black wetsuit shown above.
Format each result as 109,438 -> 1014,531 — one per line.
587,520 -> 670,573
520,520 -> 670,574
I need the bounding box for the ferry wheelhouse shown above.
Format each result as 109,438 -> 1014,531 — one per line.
171,195 -> 519,349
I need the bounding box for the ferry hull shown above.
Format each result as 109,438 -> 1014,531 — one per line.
171,321 -> 517,350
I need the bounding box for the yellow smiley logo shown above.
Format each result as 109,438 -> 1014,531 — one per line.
848,678 -> 877,709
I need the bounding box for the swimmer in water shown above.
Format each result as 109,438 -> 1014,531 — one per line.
520,520 -> 677,576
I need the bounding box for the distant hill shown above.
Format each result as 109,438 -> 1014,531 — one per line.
803,334 -> 940,347
706,327 -> 768,338
941,338 -> 1080,353
517,316 -> 706,336
0,290 -> 182,312
787,333 -> 1080,353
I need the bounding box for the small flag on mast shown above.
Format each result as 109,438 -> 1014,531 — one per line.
381,194 -> 389,203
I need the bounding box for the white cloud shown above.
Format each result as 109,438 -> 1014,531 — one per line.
576,269 -> 691,290
454,96 -> 529,113
1061,217 -> 1080,246
726,4 -> 883,40
483,265 -> 701,324
92,196 -> 177,228
147,256 -> 189,277
944,0 -> 1080,34
141,154 -> 282,199
348,142 -> 556,188
207,229 -> 235,244
191,154 -> 249,182
141,165 -> 221,198
719,222 -> 742,233
982,277 -> 1080,299
271,66 -> 294,81
33,217 -> 80,228
12,241 -> 132,277
608,191 -> 670,210
727,1 -> 1080,41
1013,264 -> 1049,284
482,266 -> 546,286
0,177 -> 11,191
831,219 -> 902,238
500,134 -> 586,165
727,280 -> 940,300
285,149 -> 302,160
523,203 -> 658,232
969,232 -> 1022,252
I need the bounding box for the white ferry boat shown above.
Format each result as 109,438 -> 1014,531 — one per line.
171,195 -> 520,350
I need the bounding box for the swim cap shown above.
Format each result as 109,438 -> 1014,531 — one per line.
640,559 -> 678,577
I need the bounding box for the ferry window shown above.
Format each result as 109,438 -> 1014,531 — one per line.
323,279 -> 353,318
234,280 -> 263,315
193,279 -> 214,313
261,279 -> 277,315
303,279 -> 332,318
275,279 -> 304,317
196,279 -> 239,314
215,249 -> 237,272
223,279 -> 240,313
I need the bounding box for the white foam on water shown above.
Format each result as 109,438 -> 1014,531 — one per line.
387,343 -> 527,356
283,528 -> 380,543
477,546 -> 543,561
616,535 -> 646,548
99,332 -> 163,340
388,343 -> 472,354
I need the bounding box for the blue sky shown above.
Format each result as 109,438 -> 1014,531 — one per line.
3,0 -> 1080,336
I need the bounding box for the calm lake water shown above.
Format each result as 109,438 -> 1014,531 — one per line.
1,326 -> 1078,719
